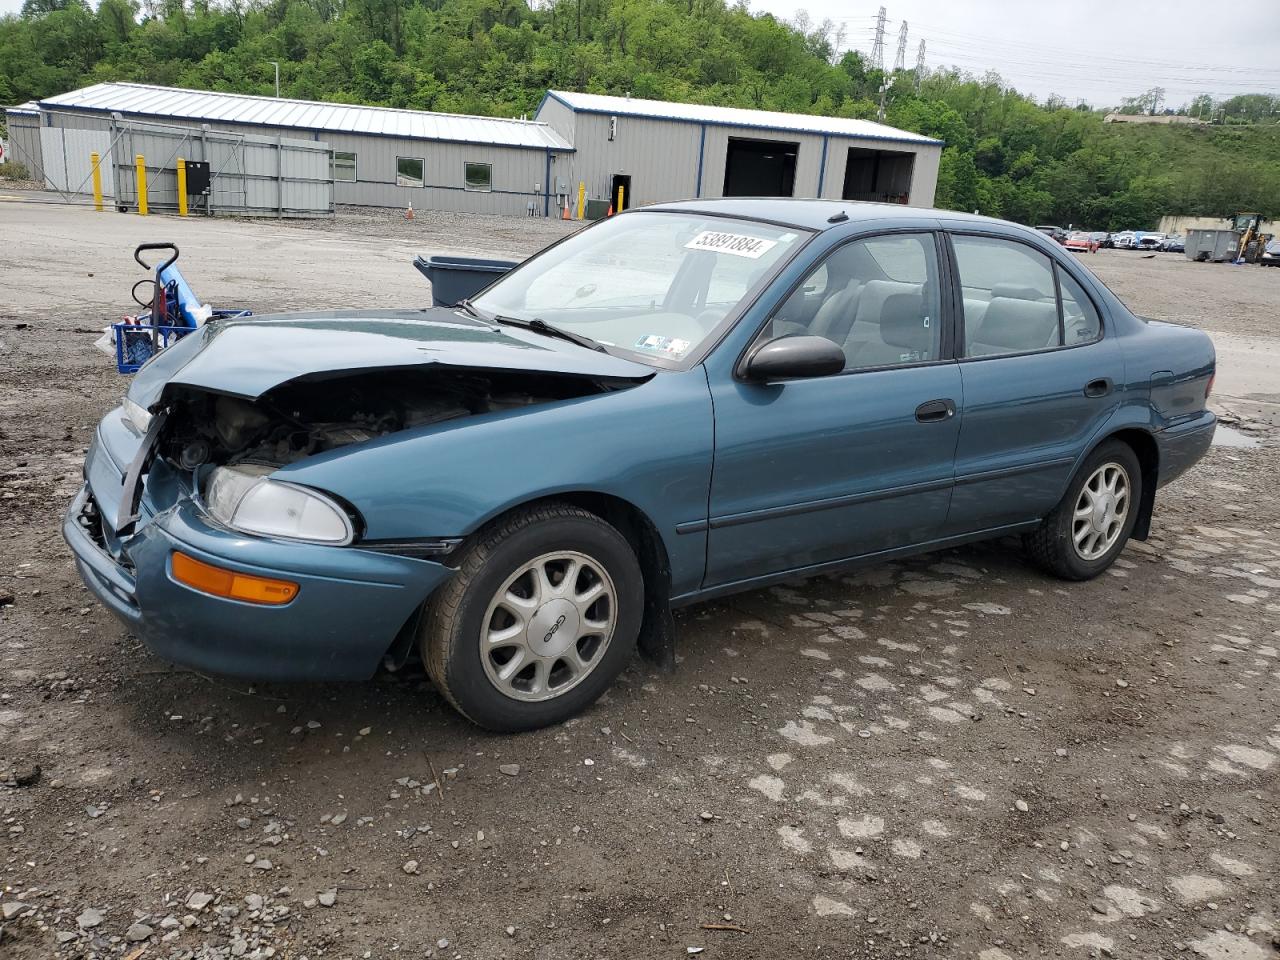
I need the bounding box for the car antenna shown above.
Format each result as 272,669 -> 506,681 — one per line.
827,210 -> 849,223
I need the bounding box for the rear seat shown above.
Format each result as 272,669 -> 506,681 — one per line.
967,297 -> 1059,355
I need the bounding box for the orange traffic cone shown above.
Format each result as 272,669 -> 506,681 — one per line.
405,202 -> 414,220
562,197 -> 570,220
606,202 -> 614,217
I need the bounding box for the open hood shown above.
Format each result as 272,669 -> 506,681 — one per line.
128,308 -> 653,409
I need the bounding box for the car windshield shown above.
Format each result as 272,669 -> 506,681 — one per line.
471,211 -> 809,366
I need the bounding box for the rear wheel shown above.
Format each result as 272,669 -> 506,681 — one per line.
1023,440 -> 1142,581
421,503 -> 643,731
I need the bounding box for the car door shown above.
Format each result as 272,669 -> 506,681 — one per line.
944,230 -> 1125,534
704,231 -> 963,588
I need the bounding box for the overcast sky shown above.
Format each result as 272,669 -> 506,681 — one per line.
3,0 -> 1277,109
754,0 -> 1280,110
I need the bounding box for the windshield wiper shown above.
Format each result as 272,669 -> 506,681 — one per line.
494,315 -> 606,352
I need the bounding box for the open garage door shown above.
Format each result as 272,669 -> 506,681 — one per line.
842,147 -> 914,204
723,137 -> 798,197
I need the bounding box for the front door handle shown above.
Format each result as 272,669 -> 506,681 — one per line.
915,398 -> 956,423
1084,377 -> 1113,398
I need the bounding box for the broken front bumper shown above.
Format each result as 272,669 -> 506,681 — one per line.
63,419 -> 454,681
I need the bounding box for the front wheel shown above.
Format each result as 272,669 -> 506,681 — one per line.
420,503 -> 644,731
1023,440 -> 1142,581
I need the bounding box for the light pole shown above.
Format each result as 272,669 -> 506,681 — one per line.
268,61 -> 280,98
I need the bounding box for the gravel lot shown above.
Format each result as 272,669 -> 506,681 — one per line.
1,199 -> 1278,960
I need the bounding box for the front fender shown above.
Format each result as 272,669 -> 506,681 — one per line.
279,368 -> 715,596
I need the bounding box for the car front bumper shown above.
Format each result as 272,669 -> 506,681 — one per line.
63,422 -> 454,681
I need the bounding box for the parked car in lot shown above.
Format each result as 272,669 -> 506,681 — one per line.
1110,232 -> 1136,249
1160,235 -> 1185,253
65,200 -> 1218,731
1035,225 -> 1069,244
1065,231 -> 1101,254
1259,239 -> 1280,266
1136,234 -> 1166,251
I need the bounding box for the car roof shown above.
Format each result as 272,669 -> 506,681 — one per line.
641,197 -> 1011,232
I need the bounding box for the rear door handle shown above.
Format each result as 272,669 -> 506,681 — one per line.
915,398 -> 956,423
1084,378 -> 1113,398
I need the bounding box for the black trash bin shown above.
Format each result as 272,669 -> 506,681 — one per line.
413,255 -> 519,307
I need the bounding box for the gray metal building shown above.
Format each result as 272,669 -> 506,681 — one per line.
3,101 -> 42,176
16,83 -> 573,216
535,90 -> 943,211
6,82 -> 942,218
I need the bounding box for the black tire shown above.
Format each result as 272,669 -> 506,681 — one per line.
420,502 -> 644,732
1023,439 -> 1142,581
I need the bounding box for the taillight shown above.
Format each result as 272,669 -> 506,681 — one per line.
1205,373 -> 1215,399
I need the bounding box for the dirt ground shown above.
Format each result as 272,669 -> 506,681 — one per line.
1,199 -> 1278,960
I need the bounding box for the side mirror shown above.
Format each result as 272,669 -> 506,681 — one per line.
745,336 -> 845,382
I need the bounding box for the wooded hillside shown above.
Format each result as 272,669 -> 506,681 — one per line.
3,0 -> 1277,227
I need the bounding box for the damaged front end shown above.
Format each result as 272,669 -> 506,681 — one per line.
65,309 -> 656,681
154,366 -> 626,546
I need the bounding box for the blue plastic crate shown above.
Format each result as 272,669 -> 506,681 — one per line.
113,323 -> 190,374
112,309 -> 251,374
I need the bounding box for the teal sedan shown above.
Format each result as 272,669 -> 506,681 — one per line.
65,199 -> 1216,731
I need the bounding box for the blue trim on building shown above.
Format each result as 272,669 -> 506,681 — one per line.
34,101 -> 575,153
817,134 -> 829,197
695,123 -> 706,198
342,178 -> 537,198
543,90 -> 943,147
543,148 -> 551,217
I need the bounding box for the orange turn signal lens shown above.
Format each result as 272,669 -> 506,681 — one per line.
171,551 -> 300,606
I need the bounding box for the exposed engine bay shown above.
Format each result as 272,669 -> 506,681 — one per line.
157,367 -> 624,472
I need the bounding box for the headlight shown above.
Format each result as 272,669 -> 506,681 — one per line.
122,396 -> 153,434
203,465 -> 354,545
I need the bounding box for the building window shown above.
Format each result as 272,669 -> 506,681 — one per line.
464,161 -> 492,192
331,151 -> 356,182
396,157 -> 424,187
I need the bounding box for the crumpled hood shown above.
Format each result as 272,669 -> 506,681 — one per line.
128,308 -> 653,408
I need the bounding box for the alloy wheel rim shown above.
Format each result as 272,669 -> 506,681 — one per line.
1072,462 -> 1130,561
479,550 -> 617,703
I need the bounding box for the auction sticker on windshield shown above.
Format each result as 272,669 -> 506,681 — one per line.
684,231 -> 778,259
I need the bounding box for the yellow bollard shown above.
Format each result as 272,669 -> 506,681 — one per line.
176,158 -> 188,217
135,154 -> 148,216
616,184 -> 625,213
576,181 -> 585,220
90,152 -> 103,212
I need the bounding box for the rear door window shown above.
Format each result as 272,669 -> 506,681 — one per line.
952,235 -> 1060,357
1057,269 -> 1102,344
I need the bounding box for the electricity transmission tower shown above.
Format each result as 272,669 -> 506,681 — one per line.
869,6 -> 887,73
893,21 -> 908,73
915,38 -> 926,76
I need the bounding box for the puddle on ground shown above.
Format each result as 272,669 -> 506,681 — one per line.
1212,425 -> 1260,449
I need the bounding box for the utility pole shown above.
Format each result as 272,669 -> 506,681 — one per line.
268,60 -> 279,97
893,21 -> 908,73
914,38 -> 926,88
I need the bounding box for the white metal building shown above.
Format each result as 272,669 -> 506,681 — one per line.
535,90 -> 943,211
7,82 -> 942,218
